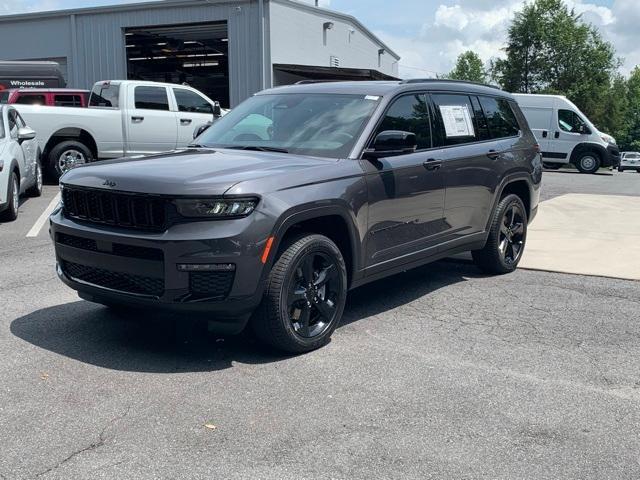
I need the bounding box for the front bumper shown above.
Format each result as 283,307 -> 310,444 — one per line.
605,145 -> 621,167
50,209 -> 274,332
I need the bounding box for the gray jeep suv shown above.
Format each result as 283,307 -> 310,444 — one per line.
51,80 -> 542,353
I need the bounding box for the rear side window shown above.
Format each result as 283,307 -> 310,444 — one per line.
54,94 -> 83,107
0,91 -> 9,104
431,93 -> 477,146
16,94 -> 46,106
135,86 -> 169,111
479,96 -> 520,138
375,93 -> 432,150
470,96 -> 490,141
89,83 -> 120,108
173,89 -> 213,114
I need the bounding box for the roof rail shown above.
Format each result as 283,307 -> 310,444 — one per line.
400,78 -> 502,90
294,79 -> 343,85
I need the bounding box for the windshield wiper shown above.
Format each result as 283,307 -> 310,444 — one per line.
225,145 -> 289,153
187,144 -> 214,149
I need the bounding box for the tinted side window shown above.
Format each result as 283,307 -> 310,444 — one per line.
54,94 -> 82,107
375,94 -> 432,150
558,109 -> 586,133
479,96 -> 520,138
174,89 -> 213,114
8,109 -> 18,138
470,96 -> 490,141
432,93 -> 477,146
16,94 -> 46,106
135,86 -> 169,111
89,84 -> 120,108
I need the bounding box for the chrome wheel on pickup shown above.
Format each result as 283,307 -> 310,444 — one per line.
48,140 -> 94,179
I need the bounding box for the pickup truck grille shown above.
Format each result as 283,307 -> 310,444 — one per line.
62,187 -> 167,231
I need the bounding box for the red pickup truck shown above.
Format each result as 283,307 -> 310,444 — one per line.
0,88 -> 89,107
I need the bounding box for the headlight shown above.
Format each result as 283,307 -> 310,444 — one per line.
174,197 -> 258,218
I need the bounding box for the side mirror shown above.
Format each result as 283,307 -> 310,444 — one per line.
364,130 -> 417,159
213,101 -> 222,118
17,127 -> 36,142
578,124 -> 591,135
193,122 -> 212,139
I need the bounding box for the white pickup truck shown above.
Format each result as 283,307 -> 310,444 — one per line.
15,80 -> 225,178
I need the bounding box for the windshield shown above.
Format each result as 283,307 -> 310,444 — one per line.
195,93 -> 380,159
0,91 -> 9,104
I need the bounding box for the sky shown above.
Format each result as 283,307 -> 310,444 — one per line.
1,0 -> 638,79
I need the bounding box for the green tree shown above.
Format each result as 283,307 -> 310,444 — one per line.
624,67 -> 640,150
492,0 -> 618,120
448,51 -> 487,83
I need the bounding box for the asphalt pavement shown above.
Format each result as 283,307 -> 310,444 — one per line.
0,171 -> 639,480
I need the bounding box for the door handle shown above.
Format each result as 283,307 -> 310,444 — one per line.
542,130 -> 548,138
487,150 -> 501,160
554,131 -> 560,139
423,158 -> 442,171
180,118 -> 193,125
131,116 -> 144,123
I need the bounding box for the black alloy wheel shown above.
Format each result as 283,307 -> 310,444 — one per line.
287,252 -> 341,339
498,203 -> 526,266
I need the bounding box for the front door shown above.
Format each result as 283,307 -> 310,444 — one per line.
126,85 -> 178,155
363,92 -> 446,269
172,88 -> 215,147
549,103 -> 589,161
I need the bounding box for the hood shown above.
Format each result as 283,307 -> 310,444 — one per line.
60,148 -> 336,196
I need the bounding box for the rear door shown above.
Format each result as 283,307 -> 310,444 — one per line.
431,92 -> 499,240
125,85 -> 178,155
363,92 -> 447,268
171,87 -> 215,147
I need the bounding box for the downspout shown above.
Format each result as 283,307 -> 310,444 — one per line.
258,0 -> 266,89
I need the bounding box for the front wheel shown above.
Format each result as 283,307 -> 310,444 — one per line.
575,152 -> 600,174
472,194 -> 528,274
0,172 -> 19,222
252,234 -> 348,353
26,158 -> 43,197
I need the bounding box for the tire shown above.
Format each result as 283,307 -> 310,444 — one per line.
543,162 -> 562,170
26,157 -> 43,197
252,234 -> 348,354
0,172 -> 19,222
47,140 -> 93,179
472,194 -> 528,275
575,151 -> 600,174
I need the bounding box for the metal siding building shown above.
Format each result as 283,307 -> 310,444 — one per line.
0,0 -> 399,107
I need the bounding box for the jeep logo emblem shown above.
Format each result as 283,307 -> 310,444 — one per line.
102,180 -> 116,188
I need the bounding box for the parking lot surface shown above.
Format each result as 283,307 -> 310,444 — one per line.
1,171 -> 639,479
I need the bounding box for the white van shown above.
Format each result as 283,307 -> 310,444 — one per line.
513,94 -> 620,174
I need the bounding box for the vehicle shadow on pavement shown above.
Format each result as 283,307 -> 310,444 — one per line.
9,259 -> 480,373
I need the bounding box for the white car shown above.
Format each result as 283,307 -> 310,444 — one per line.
619,152 -> 640,173
514,94 -> 621,174
0,105 -> 42,221
15,80 -> 226,179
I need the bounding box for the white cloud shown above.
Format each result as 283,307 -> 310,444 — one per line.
0,0 -> 58,14
383,0 -> 640,79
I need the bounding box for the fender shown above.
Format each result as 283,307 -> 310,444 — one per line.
569,142 -> 609,165
485,171 -> 537,232
265,203 -> 363,286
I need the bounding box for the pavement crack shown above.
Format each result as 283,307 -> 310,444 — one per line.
34,405 -> 132,478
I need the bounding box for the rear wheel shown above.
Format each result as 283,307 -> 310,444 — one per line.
252,234 -> 348,353
0,172 -> 19,222
26,158 -> 43,197
575,152 -> 600,174
472,194 -> 528,274
48,140 -> 93,179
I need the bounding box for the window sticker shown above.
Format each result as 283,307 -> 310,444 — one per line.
364,95 -> 380,101
439,104 -> 475,137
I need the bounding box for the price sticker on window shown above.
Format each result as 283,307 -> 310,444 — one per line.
439,104 -> 475,138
